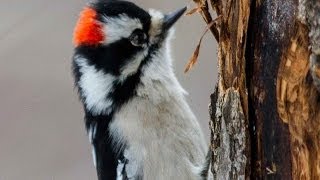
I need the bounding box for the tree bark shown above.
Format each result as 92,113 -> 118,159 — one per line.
192,0 -> 320,179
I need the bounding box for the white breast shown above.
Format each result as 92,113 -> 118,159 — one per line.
109,74 -> 207,180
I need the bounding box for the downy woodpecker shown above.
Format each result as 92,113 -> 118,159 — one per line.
72,0 -> 208,179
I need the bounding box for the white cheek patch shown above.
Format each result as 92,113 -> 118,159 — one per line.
148,9 -> 164,43
102,14 -> 143,44
75,56 -> 115,115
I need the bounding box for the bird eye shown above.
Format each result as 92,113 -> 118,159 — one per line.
129,29 -> 147,47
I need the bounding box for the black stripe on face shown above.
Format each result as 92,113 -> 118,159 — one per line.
74,39 -> 144,76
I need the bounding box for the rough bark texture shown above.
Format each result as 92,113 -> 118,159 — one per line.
277,22 -> 320,179
276,0 -> 320,178
206,0 -> 251,179
210,87 -> 247,180
247,0 -> 320,178
192,0 -> 320,179
247,0 -> 297,178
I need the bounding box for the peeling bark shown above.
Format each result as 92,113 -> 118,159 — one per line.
246,0 -> 320,178
243,0 -> 320,178
208,0 -> 251,179
210,87 -> 247,180
277,22 -> 320,179
247,0 -> 297,178
276,1 -> 320,178
191,0 -> 320,179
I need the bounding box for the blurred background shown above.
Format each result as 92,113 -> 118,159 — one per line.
0,0 -> 217,179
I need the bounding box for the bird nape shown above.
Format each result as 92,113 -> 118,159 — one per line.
72,0 -> 209,179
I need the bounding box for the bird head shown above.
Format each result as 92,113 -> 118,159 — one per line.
72,0 -> 187,115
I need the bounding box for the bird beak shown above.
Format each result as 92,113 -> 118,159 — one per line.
163,6 -> 187,31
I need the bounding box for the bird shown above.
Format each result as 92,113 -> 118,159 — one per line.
72,0 -> 209,179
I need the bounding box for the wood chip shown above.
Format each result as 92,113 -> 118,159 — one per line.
185,6 -> 202,16
184,21 -> 215,73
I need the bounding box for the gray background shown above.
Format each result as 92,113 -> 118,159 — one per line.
0,0 -> 217,179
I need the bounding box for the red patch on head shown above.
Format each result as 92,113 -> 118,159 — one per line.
73,7 -> 105,46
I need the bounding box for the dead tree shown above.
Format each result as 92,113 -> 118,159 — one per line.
188,0 -> 320,179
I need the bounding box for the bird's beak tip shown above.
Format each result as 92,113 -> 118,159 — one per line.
163,6 -> 187,30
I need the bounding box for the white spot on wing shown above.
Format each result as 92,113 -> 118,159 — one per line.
88,126 -> 93,144
88,123 -> 97,143
92,146 -> 97,167
75,56 -> 115,115
116,160 -> 125,180
88,123 -> 98,168
92,123 -> 97,138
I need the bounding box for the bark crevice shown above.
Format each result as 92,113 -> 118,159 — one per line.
191,0 -> 320,179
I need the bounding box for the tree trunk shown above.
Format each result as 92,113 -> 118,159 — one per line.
192,0 -> 320,179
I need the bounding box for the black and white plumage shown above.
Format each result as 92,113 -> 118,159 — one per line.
72,1 -> 208,179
